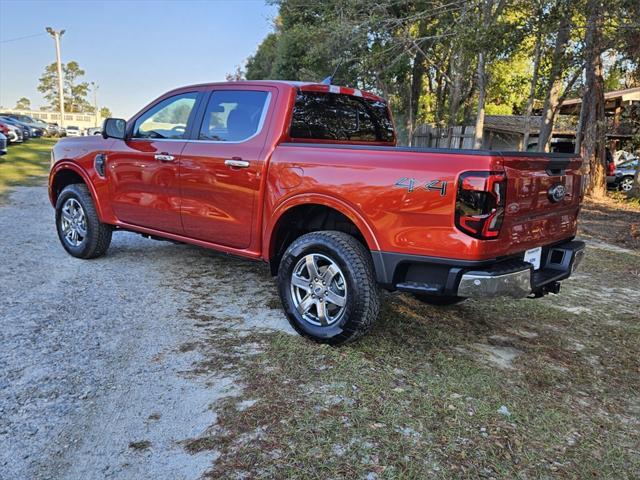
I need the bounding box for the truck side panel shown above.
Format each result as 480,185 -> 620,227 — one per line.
266,144 -> 581,262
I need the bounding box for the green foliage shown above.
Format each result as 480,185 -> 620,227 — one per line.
245,0 -> 639,144
37,61 -> 91,112
99,107 -> 112,119
14,97 -> 31,110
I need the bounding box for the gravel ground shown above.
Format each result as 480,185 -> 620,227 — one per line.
0,186 -> 292,480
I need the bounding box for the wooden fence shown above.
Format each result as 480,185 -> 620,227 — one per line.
412,124 -> 476,149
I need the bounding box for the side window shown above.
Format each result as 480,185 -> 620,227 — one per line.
132,92 -> 198,139
199,90 -> 270,142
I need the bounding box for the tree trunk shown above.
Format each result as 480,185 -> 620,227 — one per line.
582,0 -> 607,198
407,53 -> 426,146
473,52 -> 487,149
448,52 -> 464,132
629,164 -> 640,198
538,13 -> 571,152
522,19 -> 543,151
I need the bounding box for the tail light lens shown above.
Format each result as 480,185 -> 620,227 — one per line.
607,161 -> 615,175
455,171 -> 506,239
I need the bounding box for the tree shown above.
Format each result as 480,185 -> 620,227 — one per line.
537,1 -> 575,152
99,107 -> 112,119
245,32 -> 279,80
37,60 -> 91,112
225,65 -> 245,81
471,0 -> 511,149
522,1 -> 545,150
578,0 -> 607,197
15,97 -> 31,110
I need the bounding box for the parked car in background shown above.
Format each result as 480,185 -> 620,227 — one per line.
32,118 -> 54,136
0,132 -> 7,155
0,121 -> 23,143
65,126 -> 83,137
86,127 -> 102,135
607,158 -> 639,192
0,113 -> 46,137
0,116 -> 32,140
614,150 -> 637,166
48,123 -> 67,137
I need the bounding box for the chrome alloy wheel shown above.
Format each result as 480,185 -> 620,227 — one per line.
620,177 -> 634,192
60,198 -> 87,247
290,253 -> 347,326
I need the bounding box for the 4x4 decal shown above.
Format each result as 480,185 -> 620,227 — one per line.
394,178 -> 447,196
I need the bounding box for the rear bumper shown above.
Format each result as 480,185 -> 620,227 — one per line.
371,239 -> 585,298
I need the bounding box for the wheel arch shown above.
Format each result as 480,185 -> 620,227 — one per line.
265,194 -> 379,275
49,163 -> 104,219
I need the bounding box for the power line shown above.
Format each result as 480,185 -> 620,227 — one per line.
0,33 -> 46,44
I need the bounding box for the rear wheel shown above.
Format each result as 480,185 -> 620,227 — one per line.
55,184 -> 112,259
413,293 -> 466,306
620,176 -> 634,192
278,231 -> 379,345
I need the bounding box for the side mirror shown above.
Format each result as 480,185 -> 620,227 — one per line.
102,118 -> 127,140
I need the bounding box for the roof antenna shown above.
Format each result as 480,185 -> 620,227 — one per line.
321,60 -> 342,85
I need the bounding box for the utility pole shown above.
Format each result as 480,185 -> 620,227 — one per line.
45,27 -> 65,128
91,81 -> 99,127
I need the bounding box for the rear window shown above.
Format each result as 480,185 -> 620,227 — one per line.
289,91 -> 394,143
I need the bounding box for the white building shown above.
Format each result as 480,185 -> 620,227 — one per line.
0,108 -> 102,129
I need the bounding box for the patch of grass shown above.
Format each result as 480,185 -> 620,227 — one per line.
128,440 -> 152,451
179,245 -> 640,479
0,138 -> 56,200
608,190 -> 640,210
183,436 -> 219,454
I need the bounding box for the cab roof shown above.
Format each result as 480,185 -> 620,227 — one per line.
176,80 -> 387,103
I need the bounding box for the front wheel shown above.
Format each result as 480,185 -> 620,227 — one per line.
277,231 -> 379,345
55,183 -> 112,259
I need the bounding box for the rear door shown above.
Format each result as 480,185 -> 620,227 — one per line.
178,87 -> 275,249
106,91 -> 201,234
500,153 -> 583,251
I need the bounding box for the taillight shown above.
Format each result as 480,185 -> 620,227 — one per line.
607,161 -> 615,175
455,171 -> 506,239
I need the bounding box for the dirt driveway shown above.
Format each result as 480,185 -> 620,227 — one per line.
0,186 -> 291,480
1,185 -> 639,479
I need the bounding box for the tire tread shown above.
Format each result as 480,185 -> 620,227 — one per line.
278,231 -> 379,345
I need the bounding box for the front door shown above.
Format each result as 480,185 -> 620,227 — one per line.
107,92 -> 199,234
179,88 -> 273,249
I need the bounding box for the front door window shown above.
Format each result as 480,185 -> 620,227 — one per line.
132,93 -> 198,140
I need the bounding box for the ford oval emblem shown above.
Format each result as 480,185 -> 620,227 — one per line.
548,184 -> 566,203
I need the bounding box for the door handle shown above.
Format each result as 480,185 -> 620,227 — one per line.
225,159 -> 250,168
154,153 -> 175,162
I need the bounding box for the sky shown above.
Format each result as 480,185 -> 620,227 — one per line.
0,0 -> 277,118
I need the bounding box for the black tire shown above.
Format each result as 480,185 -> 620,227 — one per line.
619,176 -> 634,192
55,183 -> 112,259
413,293 -> 466,306
277,231 -> 379,346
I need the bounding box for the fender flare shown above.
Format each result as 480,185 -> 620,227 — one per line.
264,193 -> 380,260
49,162 -> 104,219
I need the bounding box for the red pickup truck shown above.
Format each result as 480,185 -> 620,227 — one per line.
49,81 -> 585,345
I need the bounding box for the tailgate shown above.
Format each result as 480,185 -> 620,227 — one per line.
500,153 -> 583,251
